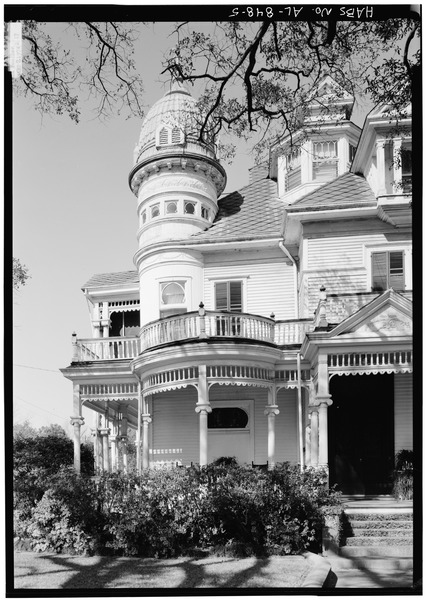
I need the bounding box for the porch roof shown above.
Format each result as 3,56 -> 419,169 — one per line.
82,270 -> 139,290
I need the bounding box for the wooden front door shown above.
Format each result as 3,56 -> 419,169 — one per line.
328,374 -> 394,495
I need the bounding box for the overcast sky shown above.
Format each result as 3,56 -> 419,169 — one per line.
11,18 -> 379,436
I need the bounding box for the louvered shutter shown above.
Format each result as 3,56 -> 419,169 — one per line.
159,127 -> 168,145
171,127 -> 181,144
372,252 -> 388,291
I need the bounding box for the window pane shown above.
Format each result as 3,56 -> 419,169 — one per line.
372,252 -> 388,291
215,282 -> 228,310
208,407 -> 248,429
313,162 -> 338,181
161,281 -> 185,304
166,202 -> 177,214
184,201 -> 195,215
229,281 -> 242,312
389,252 -> 404,290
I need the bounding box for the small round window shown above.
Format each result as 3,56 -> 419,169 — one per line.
166,201 -> 178,214
161,281 -> 185,305
184,201 -> 196,215
208,407 -> 248,429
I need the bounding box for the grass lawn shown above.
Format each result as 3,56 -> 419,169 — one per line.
14,551 -> 311,589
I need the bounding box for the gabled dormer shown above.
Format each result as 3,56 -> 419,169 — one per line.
269,76 -> 361,204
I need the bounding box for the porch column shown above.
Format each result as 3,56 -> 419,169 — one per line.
142,413 -> 152,470
264,386 -> 279,469
305,424 -> 311,466
99,416 -> 111,472
310,408 -> 319,466
136,383 -> 142,473
120,406 -> 128,473
70,384 -> 84,473
110,418 -> 118,472
195,365 -> 211,466
317,353 -> 332,469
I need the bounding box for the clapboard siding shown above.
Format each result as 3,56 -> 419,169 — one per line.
306,234 -> 389,269
394,373 -> 413,452
301,271 -> 367,316
204,260 -> 295,320
152,388 -> 199,464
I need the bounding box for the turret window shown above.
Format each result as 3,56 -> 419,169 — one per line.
151,204 -> 160,218
184,201 -> 196,215
159,127 -> 169,146
141,210 -> 147,224
166,201 -> 178,214
160,280 -> 187,318
313,140 -> 338,181
201,206 -> 210,220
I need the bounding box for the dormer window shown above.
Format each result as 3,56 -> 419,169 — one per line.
156,125 -> 184,147
312,140 -> 338,181
401,146 -> 412,193
285,148 -> 301,191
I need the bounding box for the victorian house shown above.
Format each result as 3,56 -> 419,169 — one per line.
61,77 -> 413,495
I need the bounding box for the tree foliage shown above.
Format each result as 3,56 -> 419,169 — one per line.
13,257 -> 30,290
164,19 -> 420,156
13,21 -> 145,122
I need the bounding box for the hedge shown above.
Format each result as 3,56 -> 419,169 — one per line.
14,461 -> 341,557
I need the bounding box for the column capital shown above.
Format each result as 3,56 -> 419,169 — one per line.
311,394 -> 332,408
264,405 -> 280,416
195,403 -> 212,414
142,414 -> 152,424
70,416 -> 84,427
99,427 -> 111,436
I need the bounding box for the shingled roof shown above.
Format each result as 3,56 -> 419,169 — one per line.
288,172 -> 376,211
82,270 -> 139,290
190,177 -> 283,242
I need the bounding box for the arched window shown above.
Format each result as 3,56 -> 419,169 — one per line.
166,201 -> 178,214
159,127 -> 169,146
161,281 -> 186,305
171,126 -> 183,144
184,201 -> 196,215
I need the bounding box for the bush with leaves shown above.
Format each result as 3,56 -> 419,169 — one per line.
18,467 -> 105,554
393,449 -> 414,501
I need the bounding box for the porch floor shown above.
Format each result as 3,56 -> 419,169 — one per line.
341,495 -> 413,511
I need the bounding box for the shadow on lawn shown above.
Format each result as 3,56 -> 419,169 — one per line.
32,553 -> 275,589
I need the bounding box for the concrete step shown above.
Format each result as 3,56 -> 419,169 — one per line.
345,535 -> 413,547
328,555 -> 414,570
344,511 -> 413,520
339,545 -> 413,558
349,519 -> 413,529
349,527 -> 412,538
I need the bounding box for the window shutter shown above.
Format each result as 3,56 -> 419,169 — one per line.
389,252 -> 404,290
229,281 -> 242,312
372,252 -> 388,291
215,282 -> 228,310
171,126 -> 181,144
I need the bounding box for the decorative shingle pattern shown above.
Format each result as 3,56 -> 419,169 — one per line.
190,178 -> 282,242
82,270 -> 139,290
289,172 -> 376,209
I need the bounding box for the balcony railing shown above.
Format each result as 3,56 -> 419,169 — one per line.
72,311 -> 315,362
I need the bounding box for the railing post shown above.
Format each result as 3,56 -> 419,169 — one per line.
198,302 -> 207,339
71,332 -> 79,362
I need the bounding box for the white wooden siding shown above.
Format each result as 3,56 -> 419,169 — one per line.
204,258 -> 295,320
301,271 -> 367,316
306,234 -> 389,269
394,373 -> 413,452
151,388 -> 199,465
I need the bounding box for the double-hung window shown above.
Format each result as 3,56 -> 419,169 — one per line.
215,281 -> 243,312
372,251 -> 405,292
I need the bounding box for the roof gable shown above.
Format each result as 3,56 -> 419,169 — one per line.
328,289 -> 412,339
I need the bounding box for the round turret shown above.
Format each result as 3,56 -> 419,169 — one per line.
129,82 -> 227,249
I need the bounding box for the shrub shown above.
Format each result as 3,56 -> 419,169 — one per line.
17,467 -> 103,555
15,462 -> 342,558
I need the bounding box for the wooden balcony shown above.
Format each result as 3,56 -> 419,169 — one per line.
72,311 -> 315,362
